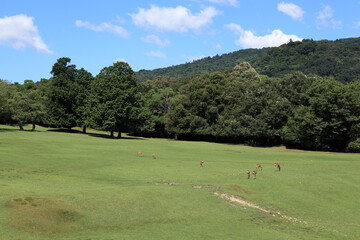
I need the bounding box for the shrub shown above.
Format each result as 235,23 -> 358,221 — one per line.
346,138 -> 360,153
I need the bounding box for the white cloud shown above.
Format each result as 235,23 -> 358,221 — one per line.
146,51 -> 167,58
141,34 -> 170,47
114,58 -> 127,63
0,14 -> 51,54
208,0 -> 238,7
75,20 -> 129,38
316,5 -> 342,29
131,5 -> 219,32
215,43 -> 222,50
353,21 -> 360,29
226,23 -> 302,48
277,2 -> 305,20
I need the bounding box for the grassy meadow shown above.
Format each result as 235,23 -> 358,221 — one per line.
0,124 -> 359,239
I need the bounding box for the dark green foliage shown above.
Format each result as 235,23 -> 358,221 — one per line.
47,58 -> 78,129
91,61 -> 140,138
0,80 -> 12,123
6,80 -> 46,130
346,138 -> 360,153
136,48 -> 269,82
283,78 -> 360,151
165,71 -> 229,139
74,68 -> 94,133
134,79 -> 176,137
254,39 -> 360,83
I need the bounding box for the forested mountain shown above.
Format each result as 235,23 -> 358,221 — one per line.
136,37 -> 360,83
136,48 -> 269,83
254,38 -> 360,82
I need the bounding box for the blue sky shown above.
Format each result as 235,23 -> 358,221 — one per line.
1,0 -> 359,83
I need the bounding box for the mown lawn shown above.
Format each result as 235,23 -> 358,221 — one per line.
0,125 -> 359,239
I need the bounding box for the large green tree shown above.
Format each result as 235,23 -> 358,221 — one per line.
0,80 -> 12,123
48,57 -> 78,130
74,68 -> 94,133
92,61 -> 139,138
7,80 -> 46,130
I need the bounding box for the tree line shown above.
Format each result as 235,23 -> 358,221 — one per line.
1,58 -> 359,152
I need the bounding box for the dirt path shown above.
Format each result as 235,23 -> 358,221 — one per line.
214,192 -> 307,225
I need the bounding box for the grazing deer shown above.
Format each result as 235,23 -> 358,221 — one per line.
252,170 -> 257,179
200,160 -> 204,167
274,162 -> 281,171
152,153 -> 156,159
256,164 -> 262,171
136,151 -> 142,157
246,170 -> 250,179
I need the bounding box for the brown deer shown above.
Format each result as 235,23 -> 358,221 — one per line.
256,164 -> 262,171
274,162 -> 281,171
246,170 -> 250,179
136,151 -> 143,157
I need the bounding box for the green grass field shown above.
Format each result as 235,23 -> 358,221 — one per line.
0,125 -> 359,239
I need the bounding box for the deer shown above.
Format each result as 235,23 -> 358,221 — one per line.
200,160 -> 204,167
274,162 -> 281,171
256,164 -> 262,171
252,170 -> 257,179
136,151 -> 143,157
152,153 -> 156,159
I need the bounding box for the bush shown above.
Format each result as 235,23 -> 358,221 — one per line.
346,138 -> 360,153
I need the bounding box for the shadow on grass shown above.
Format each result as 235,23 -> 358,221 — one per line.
47,128 -> 146,140
0,127 -> 41,132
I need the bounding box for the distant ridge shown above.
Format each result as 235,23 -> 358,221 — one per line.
136,37 -> 360,83
136,48 -> 269,83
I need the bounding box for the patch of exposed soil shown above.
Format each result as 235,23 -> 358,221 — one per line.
213,192 -> 307,224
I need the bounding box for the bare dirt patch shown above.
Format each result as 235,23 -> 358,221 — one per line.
157,180 -> 179,185
5,197 -> 82,234
214,192 -> 307,225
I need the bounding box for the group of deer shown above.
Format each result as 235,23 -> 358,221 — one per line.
136,151 -> 156,159
247,163 -> 281,179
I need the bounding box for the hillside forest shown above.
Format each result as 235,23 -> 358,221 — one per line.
1,38 -> 360,152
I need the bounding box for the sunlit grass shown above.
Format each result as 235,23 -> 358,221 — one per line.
0,124 -> 359,239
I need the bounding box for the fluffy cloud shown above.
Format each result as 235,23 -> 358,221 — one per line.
277,2 -> 305,20
141,34 -> 170,47
207,0 -> 238,7
316,5 -> 342,29
131,5 -> 219,32
353,21 -> 360,29
226,23 -> 302,48
75,20 -> 129,38
0,14 -> 51,54
114,58 -> 127,63
146,51 -> 167,58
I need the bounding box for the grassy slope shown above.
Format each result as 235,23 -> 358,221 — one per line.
0,125 -> 359,239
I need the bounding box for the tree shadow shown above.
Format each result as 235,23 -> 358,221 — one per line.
47,128 -> 146,140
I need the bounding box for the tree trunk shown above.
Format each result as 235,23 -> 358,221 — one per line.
117,130 -> 122,138
18,122 -> 24,131
110,131 -> 114,138
32,121 -> 36,131
83,126 -> 86,134
68,127 -> 71,132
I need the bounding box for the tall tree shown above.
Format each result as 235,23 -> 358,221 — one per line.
48,57 -> 78,130
92,61 -> 139,138
0,80 -> 12,123
74,68 -> 94,133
